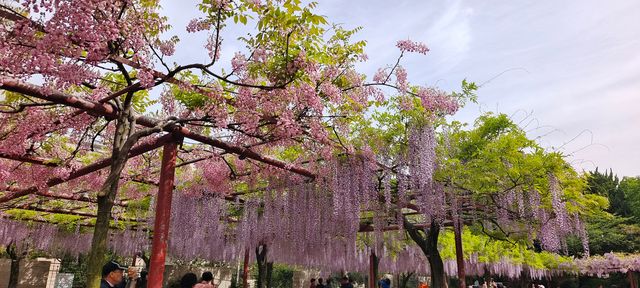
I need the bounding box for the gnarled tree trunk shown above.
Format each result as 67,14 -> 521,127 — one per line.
403,217 -> 446,288
86,86 -> 161,287
399,272 -> 414,288
256,244 -> 268,288
7,242 -> 25,288
266,262 -> 273,288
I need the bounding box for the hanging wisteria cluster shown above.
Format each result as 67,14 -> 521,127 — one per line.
407,123 -> 447,224
442,254 -> 575,280
464,174 -> 589,256
162,154 -> 385,271
538,175 -> 588,255
168,191 -> 231,261
575,253 -> 640,278
0,218 -> 146,257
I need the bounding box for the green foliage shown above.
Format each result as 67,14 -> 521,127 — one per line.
249,263 -> 294,288
576,215 -> 640,255
450,79 -> 478,106
58,253 -> 89,287
577,169 -> 640,255
346,81 -> 479,158
101,72 -> 156,113
438,228 -> 575,271
444,114 -> 606,235
619,176 -> 640,220
170,71 -> 210,110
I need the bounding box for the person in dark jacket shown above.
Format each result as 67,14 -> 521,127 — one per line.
340,277 -> 353,288
135,271 -> 148,288
101,261 -> 126,288
180,273 -> 199,288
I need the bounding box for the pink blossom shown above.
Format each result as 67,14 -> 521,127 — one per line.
396,39 -> 430,55
373,68 -> 388,83
417,87 -> 460,115
395,66 -> 408,91
137,69 -> 155,88
186,18 -> 212,33
158,40 -> 176,56
231,52 -> 248,72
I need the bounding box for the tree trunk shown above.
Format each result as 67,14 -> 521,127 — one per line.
266,262 -> 273,288
403,216 -> 446,288
629,271 -> 638,288
399,272 -> 414,288
426,221 -> 446,288
86,191 -> 116,287
85,97 -> 135,287
8,258 -> 20,288
7,242 -> 23,288
256,244 -> 268,288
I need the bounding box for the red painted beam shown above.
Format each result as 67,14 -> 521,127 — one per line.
0,78 -> 315,179
148,140 -> 179,288
0,134 -> 173,203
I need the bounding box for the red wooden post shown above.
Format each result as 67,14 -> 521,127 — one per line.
148,139 -> 179,288
454,217 -> 466,288
369,252 -> 376,288
243,248 -> 250,288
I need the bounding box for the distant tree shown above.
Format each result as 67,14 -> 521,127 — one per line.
619,176 -> 640,221
568,216 -> 640,256
572,170 -> 640,256
586,169 -> 631,216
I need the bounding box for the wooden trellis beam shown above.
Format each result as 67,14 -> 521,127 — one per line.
0,134 -> 174,203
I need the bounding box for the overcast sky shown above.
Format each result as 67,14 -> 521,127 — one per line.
161,0 -> 640,177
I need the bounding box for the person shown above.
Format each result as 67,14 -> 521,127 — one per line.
487,278 -> 497,288
316,278 -> 326,288
326,278 -> 333,288
195,271 -> 215,288
340,276 -> 353,288
418,281 -> 428,288
101,260 -> 126,288
310,278 -> 317,288
135,271 -> 148,288
180,273 -> 198,288
120,267 -> 140,288
379,278 -> 391,288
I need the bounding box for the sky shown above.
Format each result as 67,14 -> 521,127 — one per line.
160,0 -> 640,177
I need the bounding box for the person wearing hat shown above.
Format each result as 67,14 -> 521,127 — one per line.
101,260 -> 126,288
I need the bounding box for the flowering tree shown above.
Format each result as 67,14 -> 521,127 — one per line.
0,0 -> 465,286
0,0 -> 389,285
0,2 -> 607,288
366,110 -> 607,286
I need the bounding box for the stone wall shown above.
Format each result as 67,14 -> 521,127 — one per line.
0,259 -> 52,288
